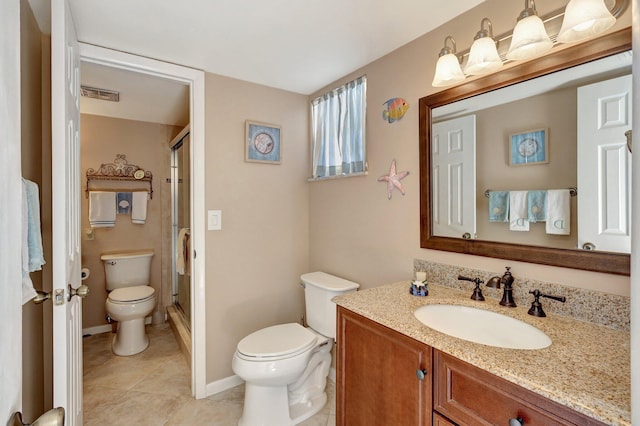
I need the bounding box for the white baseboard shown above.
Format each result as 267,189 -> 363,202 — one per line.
82,316 -> 152,336
205,374 -> 244,397
203,368 -> 336,399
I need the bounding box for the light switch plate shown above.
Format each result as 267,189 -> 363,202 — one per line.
208,210 -> 222,230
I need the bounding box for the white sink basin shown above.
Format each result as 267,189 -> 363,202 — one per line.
414,304 -> 551,350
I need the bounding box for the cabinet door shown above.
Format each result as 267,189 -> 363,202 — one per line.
434,350 -> 606,426
337,307 -> 432,426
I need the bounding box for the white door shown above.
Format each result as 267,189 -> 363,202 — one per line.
0,0 -> 24,421
432,115 -> 477,239
577,74 -> 632,253
52,0 -> 83,424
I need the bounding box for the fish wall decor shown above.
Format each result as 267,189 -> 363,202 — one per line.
382,98 -> 409,123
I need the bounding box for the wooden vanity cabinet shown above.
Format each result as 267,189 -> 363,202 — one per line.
336,307 -> 433,425
433,350 -> 607,426
337,306 -> 609,426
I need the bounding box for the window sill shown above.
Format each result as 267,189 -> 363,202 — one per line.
307,171 -> 368,182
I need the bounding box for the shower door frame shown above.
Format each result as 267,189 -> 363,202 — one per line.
79,43 -> 207,399
171,129 -> 191,323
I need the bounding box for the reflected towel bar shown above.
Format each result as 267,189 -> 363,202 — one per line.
484,187 -> 577,198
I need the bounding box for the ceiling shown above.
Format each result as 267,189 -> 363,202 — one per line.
28,0 -> 485,125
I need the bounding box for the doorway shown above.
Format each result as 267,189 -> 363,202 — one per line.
78,43 -> 207,398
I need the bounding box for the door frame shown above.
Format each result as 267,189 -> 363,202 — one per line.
78,43 -> 207,398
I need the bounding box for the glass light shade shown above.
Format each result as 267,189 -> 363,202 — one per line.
464,37 -> 503,76
432,53 -> 465,87
506,15 -> 553,60
557,0 -> 616,43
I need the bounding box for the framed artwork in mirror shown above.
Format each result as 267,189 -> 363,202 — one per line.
509,128 -> 548,166
245,120 -> 281,164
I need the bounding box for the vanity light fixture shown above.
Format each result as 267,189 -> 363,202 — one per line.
557,0 -> 616,43
464,18 -> 503,76
506,0 -> 553,60
430,0 -> 627,87
432,36 -> 465,87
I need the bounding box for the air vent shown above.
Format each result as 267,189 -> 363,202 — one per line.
80,85 -> 120,102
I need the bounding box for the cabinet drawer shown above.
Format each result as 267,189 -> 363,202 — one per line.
433,412 -> 457,426
434,350 -> 606,426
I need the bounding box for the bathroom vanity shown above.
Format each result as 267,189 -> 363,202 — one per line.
334,283 -> 630,425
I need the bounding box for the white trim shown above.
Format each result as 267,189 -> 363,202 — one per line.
631,8 -> 639,423
82,317 -> 152,336
328,367 -> 336,383
206,375 -> 245,396
78,43 -> 207,399
82,324 -> 112,336
307,171 -> 368,182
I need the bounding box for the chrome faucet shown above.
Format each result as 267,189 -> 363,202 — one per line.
486,266 -> 517,307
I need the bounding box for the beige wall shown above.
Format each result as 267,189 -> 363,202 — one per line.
80,114 -> 181,328
204,74 -> 310,382
308,0 -> 631,297
20,0 -> 45,420
475,87 -> 577,249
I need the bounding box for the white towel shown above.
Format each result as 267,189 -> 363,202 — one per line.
132,192 -> 148,224
89,191 -> 116,228
176,228 -> 190,275
22,181 -> 37,304
509,191 -> 530,231
546,189 -> 570,235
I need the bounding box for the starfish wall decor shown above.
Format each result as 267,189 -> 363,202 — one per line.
378,159 -> 409,200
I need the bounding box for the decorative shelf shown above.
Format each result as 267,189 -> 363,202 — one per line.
86,154 -> 153,199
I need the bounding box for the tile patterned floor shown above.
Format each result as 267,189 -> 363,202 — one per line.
83,324 -> 336,425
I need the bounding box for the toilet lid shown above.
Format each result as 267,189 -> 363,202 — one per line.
109,286 -> 155,302
237,323 -> 317,359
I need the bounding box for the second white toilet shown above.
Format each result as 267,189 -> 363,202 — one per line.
101,250 -> 156,356
232,271 -> 359,426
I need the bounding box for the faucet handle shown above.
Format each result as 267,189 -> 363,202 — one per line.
458,275 -> 485,301
528,289 -> 566,317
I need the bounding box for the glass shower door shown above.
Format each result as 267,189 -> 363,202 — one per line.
172,133 -> 191,327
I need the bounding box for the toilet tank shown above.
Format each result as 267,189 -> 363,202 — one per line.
101,250 -> 154,290
301,272 -> 359,338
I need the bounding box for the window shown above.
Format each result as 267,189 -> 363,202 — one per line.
310,76 -> 367,179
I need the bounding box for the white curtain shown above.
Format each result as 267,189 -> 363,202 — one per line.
311,76 -> 366,179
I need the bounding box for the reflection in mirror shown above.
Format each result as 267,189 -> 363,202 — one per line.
419,29 -> 631,275
431,50 -> 632,253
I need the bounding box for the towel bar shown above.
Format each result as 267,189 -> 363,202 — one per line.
484,187 -> 577,198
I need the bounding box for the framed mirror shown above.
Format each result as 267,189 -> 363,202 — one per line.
419,28 -> 631,275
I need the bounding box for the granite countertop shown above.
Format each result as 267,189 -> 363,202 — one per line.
333,281 -> 631,426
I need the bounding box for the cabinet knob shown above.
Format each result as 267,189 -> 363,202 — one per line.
509,418 -> 524,426
415,369 -> 428,381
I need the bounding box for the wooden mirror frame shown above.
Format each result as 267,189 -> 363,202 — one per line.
419,28 -> 631,276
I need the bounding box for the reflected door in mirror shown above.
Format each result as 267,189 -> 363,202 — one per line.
432,115 -> 477,239
577,74 -> 632,253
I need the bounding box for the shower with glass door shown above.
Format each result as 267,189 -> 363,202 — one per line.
171,132 -> 191,327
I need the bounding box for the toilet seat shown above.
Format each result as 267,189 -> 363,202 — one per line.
108,286 -> 155,304
236,323 -> 318,361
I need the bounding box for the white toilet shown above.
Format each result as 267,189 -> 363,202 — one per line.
101,250 -> 156,356
232,272 -> 359,426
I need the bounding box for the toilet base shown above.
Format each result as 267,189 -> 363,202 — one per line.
238,384 -> 327,426
112,317 -> 149,356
